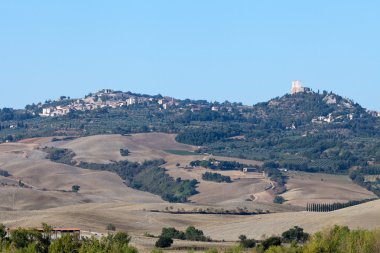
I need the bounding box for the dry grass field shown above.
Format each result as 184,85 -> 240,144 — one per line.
56,133 -> 197,163
0,133 -> 379,252
282,171 -> 377,207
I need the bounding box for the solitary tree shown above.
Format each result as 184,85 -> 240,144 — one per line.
155,236 -> 173,248
72,185 -> 80,193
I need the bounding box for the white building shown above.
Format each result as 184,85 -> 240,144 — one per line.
127,97 -> 136,106
40,108 -> 53,117
291,80 -> 305,94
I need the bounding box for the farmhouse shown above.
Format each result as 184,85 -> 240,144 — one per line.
243,167 -> 256,173
37,228 -> 81,240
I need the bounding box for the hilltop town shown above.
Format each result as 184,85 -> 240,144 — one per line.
36,82 -> 380,120
38,89 -> 251,117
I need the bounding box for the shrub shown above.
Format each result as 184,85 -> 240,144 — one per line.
185,226 -> 209,241
202,172 -> 232,183
239,234 -> 256,248
155,236 -> 173,248
49,234 -> 80,253
72,185 -> 80,193
161,227 -> 185,240
0,169 -> 10,177
281,226 -> 310,243
120,149 -> 130,156
0,224 -> 6,240
106,223 -> 116,231
273,196 -> 285,204
261,236 -> 282,251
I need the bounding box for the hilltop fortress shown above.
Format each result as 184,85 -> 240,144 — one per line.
291,80 -> 311,94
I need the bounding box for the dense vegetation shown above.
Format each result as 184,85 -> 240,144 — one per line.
2,89 -> 380,196
159,226 -> 211,242
43,147 -> 76,166
190,159 -> 254,171
217,226 -> 379,253
262,164 -> 287,193
238,235 -> 256,248
1,224 -> 379,253
44,148 -> 198,202
350,167 -> 380,197
202,172 -> 232,183
260,225 -> 380,253
79,160 -> 199,202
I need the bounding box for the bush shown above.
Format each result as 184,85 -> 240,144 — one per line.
185,226 -> 208,241
120,148 -> 130,156
0,169 -> 10,177
72,185 -> 80,193
155,236 -> 173,248
49,234 -> 80,253
0,224 -> 6,240
161,227 -> 185,240
273,196 -> 285,204
239,234 -> 256,248
281,226 -> 309,243
106,223 -> 116,231
44,147 -> 76,166
261,236 -> 282,251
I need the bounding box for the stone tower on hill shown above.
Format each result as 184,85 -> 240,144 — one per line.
291,80 -> 305,94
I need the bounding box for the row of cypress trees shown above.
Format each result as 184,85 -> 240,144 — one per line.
306,199 -> 376,212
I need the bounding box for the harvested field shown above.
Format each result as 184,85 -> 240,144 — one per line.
282,171 -> 377,207
56,133 -> 197,163
0,133 -> 377,252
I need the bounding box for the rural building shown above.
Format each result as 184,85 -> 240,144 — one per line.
38,228 -> 81,240
127,97 -> 136,105
243,167 -> 256,173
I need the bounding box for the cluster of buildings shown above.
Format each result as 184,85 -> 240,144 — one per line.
39,89 -> 179,117
37,84 -> 380,119
368,110 -> 380,118
38,89 -> 245,117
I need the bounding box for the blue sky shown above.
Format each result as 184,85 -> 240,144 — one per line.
0,1 -> 379,110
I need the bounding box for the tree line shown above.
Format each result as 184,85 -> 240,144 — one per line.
202,172 -> 232,183
306,199 -> 376,212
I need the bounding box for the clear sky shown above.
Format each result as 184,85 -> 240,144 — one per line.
1,1 -> 379,110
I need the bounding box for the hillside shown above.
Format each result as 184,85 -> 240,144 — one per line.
1,88 -> 379,196
0,131 -> 379,250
